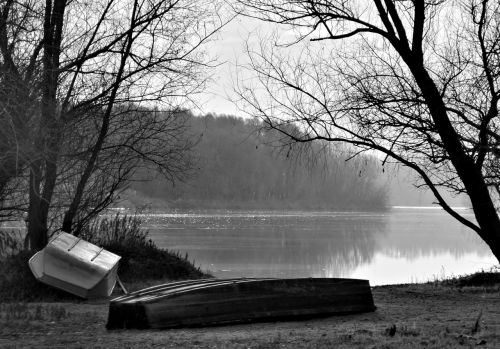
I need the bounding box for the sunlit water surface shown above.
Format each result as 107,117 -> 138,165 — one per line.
137,207 -> 496,285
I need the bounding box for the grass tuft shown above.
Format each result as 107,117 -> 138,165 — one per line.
436,268 -> 500,288
81,213 -> 210,283
0,303 -> 69,322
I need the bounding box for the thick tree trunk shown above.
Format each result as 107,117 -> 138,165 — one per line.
25,0 -> 67,250
27,118 -> 61,251
409,62 -> 500,263
27,162 -> 48,251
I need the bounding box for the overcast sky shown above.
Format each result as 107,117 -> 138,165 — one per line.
194,12 -> 318,118
192,8 -> 299,119
192,16 -> 258,117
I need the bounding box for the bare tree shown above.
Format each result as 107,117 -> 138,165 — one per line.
59,106 -> 197,235
0,0 -> 223,250
235,1 -> 500,262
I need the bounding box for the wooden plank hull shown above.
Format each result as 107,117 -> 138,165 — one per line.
106,278 -> 375,329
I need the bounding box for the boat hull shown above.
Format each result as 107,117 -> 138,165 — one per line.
28,232 -> 121,298
107,278 -> 375,329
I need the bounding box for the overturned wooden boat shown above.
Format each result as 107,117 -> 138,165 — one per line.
29,232 -> 121,298
106,277 -> 375,329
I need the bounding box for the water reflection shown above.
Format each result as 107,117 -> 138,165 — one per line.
380,208 -> 490,259
143,208 -> 496,284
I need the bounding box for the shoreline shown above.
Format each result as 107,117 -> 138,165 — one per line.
2,281 -> 499,348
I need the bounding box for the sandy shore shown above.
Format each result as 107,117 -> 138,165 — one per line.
1,283 -> 500,348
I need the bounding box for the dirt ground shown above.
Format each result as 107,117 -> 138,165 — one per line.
1,283 -> 500,348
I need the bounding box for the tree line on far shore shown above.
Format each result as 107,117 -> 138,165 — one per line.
129,113 -> 388,210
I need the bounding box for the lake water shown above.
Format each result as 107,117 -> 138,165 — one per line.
139,207 -> 497,285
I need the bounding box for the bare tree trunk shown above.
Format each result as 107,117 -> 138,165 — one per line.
26,0 -> 66,250
27,162 -> 47,251
408,63 -> 500,262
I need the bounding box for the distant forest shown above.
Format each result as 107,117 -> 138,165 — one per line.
126,113 -> 389,210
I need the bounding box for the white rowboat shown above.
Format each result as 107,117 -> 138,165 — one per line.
29,232 -> 121,298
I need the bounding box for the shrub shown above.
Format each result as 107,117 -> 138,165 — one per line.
454,271 -> 500,287
81,213 -> 151,248
0,250 -> 80,302
80,213 -> 210,282
0,230 -> 23,259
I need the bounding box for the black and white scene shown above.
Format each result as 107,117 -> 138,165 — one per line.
1,1 -> 500,348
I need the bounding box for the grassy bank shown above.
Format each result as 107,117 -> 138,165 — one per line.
1,272 -> 500,348
0,214 -> 210,302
